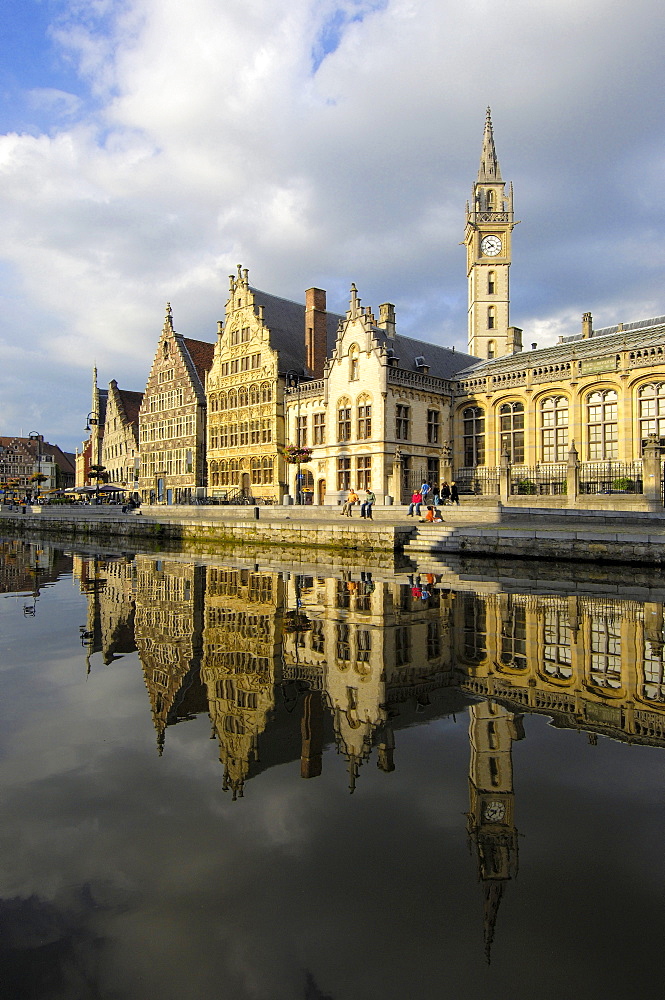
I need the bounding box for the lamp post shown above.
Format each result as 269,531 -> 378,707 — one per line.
286,370 -> 302,504
28,432 -> 46,500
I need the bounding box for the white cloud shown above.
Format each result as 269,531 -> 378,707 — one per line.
1,0 -> 665,448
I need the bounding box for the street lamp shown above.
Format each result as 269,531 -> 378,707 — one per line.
286,370 -> 302,504
28,431 -> 44,500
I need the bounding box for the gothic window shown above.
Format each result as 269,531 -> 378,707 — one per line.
487,340 -> 496,360
313,412 -> 325,445
499,401 -> 525,464
219,391 -> 228,411
239,387 -> 248,407
500,603 -> 527,670
250,458 -> 261,484
463,406 -> 485,467
488,270 -> 495,295
261,419 -> 272,443
542,610 -> 572,679
427,410 -> 440,444
249,383 -> 260,405
356,456 -> 371,490
262,457 -> 273,483
357,396 -> 371,440
589,616 -> 621,689
337,457 -> 351,490
239,422 -> 249,446
228,389 -> 237,410
250,420 -> 260,444
336,622 -> 351,661
297,415 -> 307,447
486,189 -> 495,210
587,389 -> 618,460
638,383 -> 665,450
462,595 -> 486,664
643,641 -> 665,702
220,461 -> 229,486
541,396 -> 569,462
229,460 -> 239,485
229,424 -> 238,447
261,382 -> 273,403
487,306 -> 495,330
396,404 -> 410,440
337,399 -> 351,442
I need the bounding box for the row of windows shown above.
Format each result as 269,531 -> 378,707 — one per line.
217,354 -> 261,377
209,420 -> 272,448
140,415 -> 195,443
140,448 -> 193,478
210,457 -> 274,486
148,388 -> 184,413
209,383 -> 273,410
462,387 -> 663,464
336,456 -> 372,491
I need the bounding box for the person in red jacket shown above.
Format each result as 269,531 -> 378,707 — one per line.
407,491 -> 422,516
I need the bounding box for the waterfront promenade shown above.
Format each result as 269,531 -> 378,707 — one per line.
4,499 -> 665,565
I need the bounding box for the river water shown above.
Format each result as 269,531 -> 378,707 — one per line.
0,536 -> 664,1000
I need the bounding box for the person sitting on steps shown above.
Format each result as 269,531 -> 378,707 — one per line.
360,488 -> 376,519
341,489 -> 358,516
419,504 -> 443,523
407,490 -> 422,516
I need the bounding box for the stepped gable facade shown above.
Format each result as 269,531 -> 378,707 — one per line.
206,266 -> 342,501
138,304 -> 214,503
102,381 -> 143,487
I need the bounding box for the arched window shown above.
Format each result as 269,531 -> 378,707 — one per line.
357,394 -> 371,440
261,382 -> 272,403
229,460 -> 239,485
487,306 -> 495,330
487,340 -> 496,360
338,397 -> 351,442
228,389 -> 237,410
541,396 -> 568,462
486,190 -> 495,210
250,457 -> 261,484
638,383 -> 665,449
219,391 -> 228,411
488,270 -> 495,295
463,407 -> 485,467
349,346 -> 359,382
499,401 -> 524,464
586,389 -> 618,460
210,394 -> 218,412
238,387 -> 248,407
262,457 -> 273,483
249,383 -> 260,405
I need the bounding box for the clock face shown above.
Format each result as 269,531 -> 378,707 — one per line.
481,235 -> 502,257
483,800 -> 506,823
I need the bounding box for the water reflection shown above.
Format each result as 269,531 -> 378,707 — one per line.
3,540 -> 664,994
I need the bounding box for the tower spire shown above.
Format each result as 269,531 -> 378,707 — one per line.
477,106 -> 502,183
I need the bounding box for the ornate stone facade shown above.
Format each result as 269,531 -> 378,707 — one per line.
101,380 -> 143,487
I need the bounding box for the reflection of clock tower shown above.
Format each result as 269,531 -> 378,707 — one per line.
465,108 -> 521,360
467,700 -> 523,963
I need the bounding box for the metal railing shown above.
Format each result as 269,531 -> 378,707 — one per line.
509,465 -> 567,496
578,462 -> 643,495
453,468 -> 500,495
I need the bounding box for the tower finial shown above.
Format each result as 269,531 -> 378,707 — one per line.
478,106 -> 502,183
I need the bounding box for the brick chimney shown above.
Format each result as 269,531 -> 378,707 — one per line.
305,287 -> 327,377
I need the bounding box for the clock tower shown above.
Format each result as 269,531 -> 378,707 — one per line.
465,108 -> 521,360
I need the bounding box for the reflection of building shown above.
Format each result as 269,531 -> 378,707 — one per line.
453,590 -> 665,744
202,566 -> 285,798
0,542 -> 68,596
466,701 -> 522,963
134,556 -> 206,751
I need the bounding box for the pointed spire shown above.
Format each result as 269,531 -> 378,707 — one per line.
163,302 -> 174,334
477,107 -> 502,183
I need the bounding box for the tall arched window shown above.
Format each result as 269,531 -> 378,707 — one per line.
486,190 -> 495,210
487,340 -> 496,360
587,389 -> 618,460
463,407 -> 485,467
228,389 -> 237,410
487,306 -> 495,330
338,398 -> 351,442
488,270 -> 495,295
499,401 -> 524,463
219,391 -> 228,411
541,396 -> 569,462
261,382 -> 272,403
638,383 -> 665,449
238,387 -> 248,408
249,383 -> 260,405
357,394 -> 371,440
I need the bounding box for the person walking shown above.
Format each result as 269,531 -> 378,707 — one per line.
420,481 -> 431,503
360,488 -> 376,519
450,481 -> 460,505
407,490 -> 423,516
440,481 -> 451,505
341,489 -> 358,516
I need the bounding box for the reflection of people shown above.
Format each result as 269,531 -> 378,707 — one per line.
450,482 -> 460,505
360,489 -> 376,519
407,491 -> 422,516
341,490 -> 358,516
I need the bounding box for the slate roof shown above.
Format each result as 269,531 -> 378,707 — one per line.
382,331 -> 479,380
250,287 -> 342,376
117,389 -> 143,427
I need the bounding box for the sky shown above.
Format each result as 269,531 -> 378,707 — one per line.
1,0 -> 665,453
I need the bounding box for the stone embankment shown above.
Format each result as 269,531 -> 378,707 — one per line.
3,501 -> 665,564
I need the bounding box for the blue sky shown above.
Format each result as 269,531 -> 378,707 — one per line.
1,0 -> 665,452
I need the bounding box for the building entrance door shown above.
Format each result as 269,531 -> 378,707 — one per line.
317,479 -> 326,506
